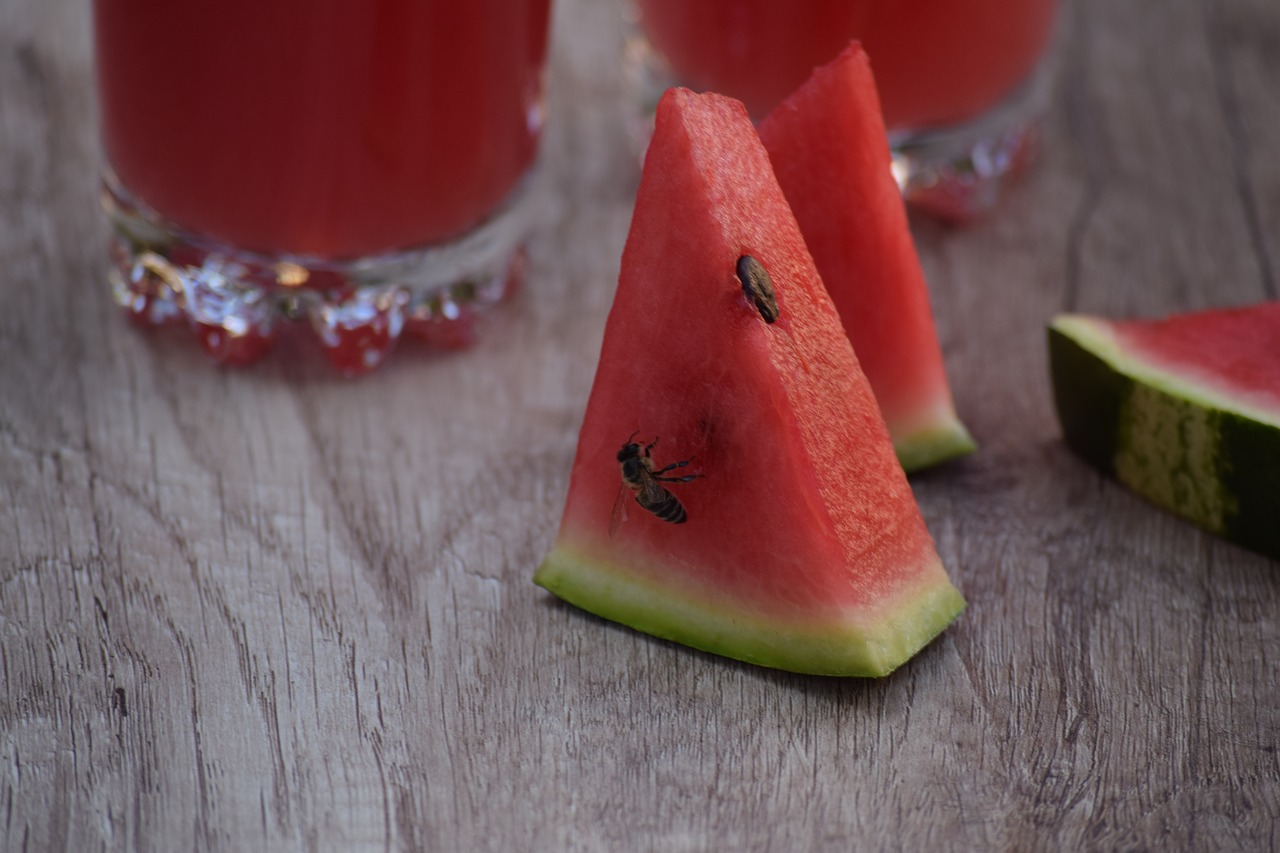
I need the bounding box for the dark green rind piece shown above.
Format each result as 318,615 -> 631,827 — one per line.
535,546 -> 966,678
1048,315 -> 1280,561
1048,321 -> 1125,475
1220,409 -> 1280,560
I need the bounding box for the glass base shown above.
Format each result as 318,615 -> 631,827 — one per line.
888,67 -> 1050,223
103,173 -> 535,375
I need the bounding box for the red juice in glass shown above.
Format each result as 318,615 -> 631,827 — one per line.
633,0 -> 1058,219
94,0 -> 552,373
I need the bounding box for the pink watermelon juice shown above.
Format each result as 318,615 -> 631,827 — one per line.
95,0 -> 550,260
635,0 -> 1057,130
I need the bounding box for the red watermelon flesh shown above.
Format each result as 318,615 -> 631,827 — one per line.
535,88 -> 964,676
758,43 -> 975,472
1107,301 -> 1280,416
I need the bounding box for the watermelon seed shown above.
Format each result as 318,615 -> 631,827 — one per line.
736,255 -> 778,324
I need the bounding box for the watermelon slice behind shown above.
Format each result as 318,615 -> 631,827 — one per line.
536,88 -> 965,677
758,43 -> 976,472
1049,302 -> 1280,561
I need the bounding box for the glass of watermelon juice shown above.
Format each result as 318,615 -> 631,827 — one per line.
629,0 -> 1059,221
94,0 -> 552,373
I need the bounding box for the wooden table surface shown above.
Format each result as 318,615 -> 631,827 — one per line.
3,0 -> 1278,850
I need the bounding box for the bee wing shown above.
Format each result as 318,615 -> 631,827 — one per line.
637,475 -> 671,510
608,482 -> 629,538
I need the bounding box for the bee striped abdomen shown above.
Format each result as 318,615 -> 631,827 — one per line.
648,493 -> 688,524
615,437 -> 696,526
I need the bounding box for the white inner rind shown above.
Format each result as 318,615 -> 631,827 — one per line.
890,409 -> 977,473
1053,315 -> 1280,429
534,543 -> 966,678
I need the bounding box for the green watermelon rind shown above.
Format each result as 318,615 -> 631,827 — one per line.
894,417 -> 977,474
1048,314 -> 1280,561
534,545 -> 966,677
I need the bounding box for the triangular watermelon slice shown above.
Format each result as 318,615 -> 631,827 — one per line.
758,43 -> 975,472
535,88 -> 965,676
1050,303 -> 1280,561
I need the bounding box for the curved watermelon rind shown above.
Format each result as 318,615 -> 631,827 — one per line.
894,416 -> 977,474
534,544 -> 966,677
1048,314 -> 1280,561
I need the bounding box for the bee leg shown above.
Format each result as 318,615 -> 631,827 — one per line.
652,458 -> 691,476
654,461 -> 699,483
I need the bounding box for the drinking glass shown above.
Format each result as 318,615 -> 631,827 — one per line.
628,0 -> 1058,221
95,0 -> 552,373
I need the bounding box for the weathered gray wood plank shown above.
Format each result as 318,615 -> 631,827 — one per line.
2,0 -> 1277,850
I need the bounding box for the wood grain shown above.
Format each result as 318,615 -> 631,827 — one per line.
2,0 -> 1278,850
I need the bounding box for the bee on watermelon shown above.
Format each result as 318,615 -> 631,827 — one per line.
610,433 -> 699,535
736,254 -> 778,324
